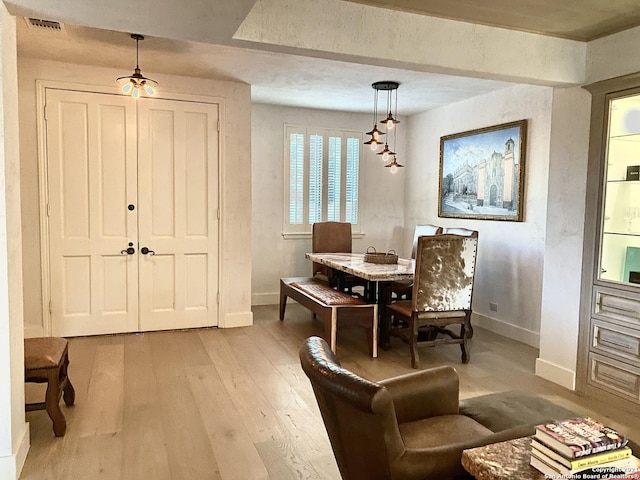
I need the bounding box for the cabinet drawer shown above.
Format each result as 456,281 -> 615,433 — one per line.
591,319 -> 640,364
593,287 -> 640,327
588,352 -> 640,403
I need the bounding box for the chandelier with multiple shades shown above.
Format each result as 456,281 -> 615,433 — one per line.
364,81 -> 403,173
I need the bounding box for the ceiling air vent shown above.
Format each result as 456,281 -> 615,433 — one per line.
25,18 -> 65,32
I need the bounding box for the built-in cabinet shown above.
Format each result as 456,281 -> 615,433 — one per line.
579,74 -> 640,406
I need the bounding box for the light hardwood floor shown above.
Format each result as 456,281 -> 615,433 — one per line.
20,304 -> 640,479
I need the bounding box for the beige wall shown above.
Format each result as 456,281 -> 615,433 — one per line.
18,57 -> 253,336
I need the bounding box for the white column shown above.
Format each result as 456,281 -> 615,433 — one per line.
0,4 -> 29,479
536,86 -> 591,389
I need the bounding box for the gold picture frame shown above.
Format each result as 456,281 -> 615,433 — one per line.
438,120 -> 527,221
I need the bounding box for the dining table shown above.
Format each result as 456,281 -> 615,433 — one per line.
305,252 -> 414,305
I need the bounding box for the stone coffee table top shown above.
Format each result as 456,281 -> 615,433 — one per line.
462,436 -> 544,480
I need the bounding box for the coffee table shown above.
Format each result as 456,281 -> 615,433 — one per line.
462,436 -> 544,480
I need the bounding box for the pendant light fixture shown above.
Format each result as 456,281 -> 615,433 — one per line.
117,34 -> 158,98
364,81 -> 402,172
364,87 -> 385,151
385,92 -> 403,174
385,156 -> 404,174
380,82 -> 400,131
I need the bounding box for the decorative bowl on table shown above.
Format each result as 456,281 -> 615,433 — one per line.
364,247 -> 398,264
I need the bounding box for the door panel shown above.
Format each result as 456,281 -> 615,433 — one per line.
46,90 -> 219,335
47,89 -> 138,336
137,98 -> 219,331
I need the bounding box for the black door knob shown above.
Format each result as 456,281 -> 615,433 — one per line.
120,247 -> 135,255
141,247 -> 155,255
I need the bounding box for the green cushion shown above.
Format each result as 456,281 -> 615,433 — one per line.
459,390 -> 576,433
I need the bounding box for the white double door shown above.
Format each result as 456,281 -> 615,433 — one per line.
46,89 -> 219,337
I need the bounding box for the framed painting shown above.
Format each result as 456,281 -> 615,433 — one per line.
438,120 -> 527,221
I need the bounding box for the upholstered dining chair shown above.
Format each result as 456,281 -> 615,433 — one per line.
299,336 -> 500,480
384,234 -> 478,368
312,221 -> 368,296
381,224 -> 442,346
442,227 -> 478,237
383,224 -> 443,301
410,224 -> 443,258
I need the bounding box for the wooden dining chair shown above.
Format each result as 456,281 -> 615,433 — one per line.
384,234 -> 478,368
312,221 -> 368,297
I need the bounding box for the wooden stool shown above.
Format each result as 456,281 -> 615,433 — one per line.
24,337 -> 75,437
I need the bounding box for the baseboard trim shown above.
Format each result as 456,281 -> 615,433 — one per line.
252,293 -> 279,306
535,358 -> 576,390
0,423 -> 30,480
221,311 -> 253,328
472,313 -> 540,348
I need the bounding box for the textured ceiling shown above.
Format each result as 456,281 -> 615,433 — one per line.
14,0 -> 638,115
16,21 -> 516,115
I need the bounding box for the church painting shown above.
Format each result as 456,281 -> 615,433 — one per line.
438,120 -> 527,221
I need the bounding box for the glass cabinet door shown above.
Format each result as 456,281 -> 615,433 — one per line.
600,94 -> 640,285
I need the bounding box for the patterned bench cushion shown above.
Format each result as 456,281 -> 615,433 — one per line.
290,280 -> 365,306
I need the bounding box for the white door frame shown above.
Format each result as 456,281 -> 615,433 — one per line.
36,80 -> 225,335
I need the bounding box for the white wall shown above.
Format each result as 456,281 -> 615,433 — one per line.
405,84 -> 554,346
0,5 -> 29,479
18,57 -> 253,335
251,104 -> 406,304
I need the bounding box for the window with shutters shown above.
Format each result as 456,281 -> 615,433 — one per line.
284,125 -> 362,236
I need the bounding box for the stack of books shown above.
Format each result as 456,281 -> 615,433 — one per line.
530,417 -> 640,479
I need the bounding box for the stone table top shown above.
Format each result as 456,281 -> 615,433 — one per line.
305,252 -> 414,281
462,436 -> 544,480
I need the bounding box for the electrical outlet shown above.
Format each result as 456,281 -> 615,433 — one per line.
489,302 -> 498,312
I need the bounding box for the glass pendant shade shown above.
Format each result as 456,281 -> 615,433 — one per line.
366,124 -> 385,140
381,112 -> 400,130
117,34 -> 158,98
364,137 -> 380,151
377,143 -> 395,161
385,156 -> 404,174
364,123 -> 385,151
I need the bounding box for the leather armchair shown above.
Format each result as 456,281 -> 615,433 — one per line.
300,336 -> 503,480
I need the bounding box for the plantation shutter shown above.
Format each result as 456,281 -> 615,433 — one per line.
309,134 -> 323,224
283,124 -> 362,236
345,137 -> 359,225
327,136 -> 341,221
289,132 -> 304,225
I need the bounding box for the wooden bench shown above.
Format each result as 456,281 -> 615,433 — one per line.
280,277 -> 378,357
24,337 -> 75,437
